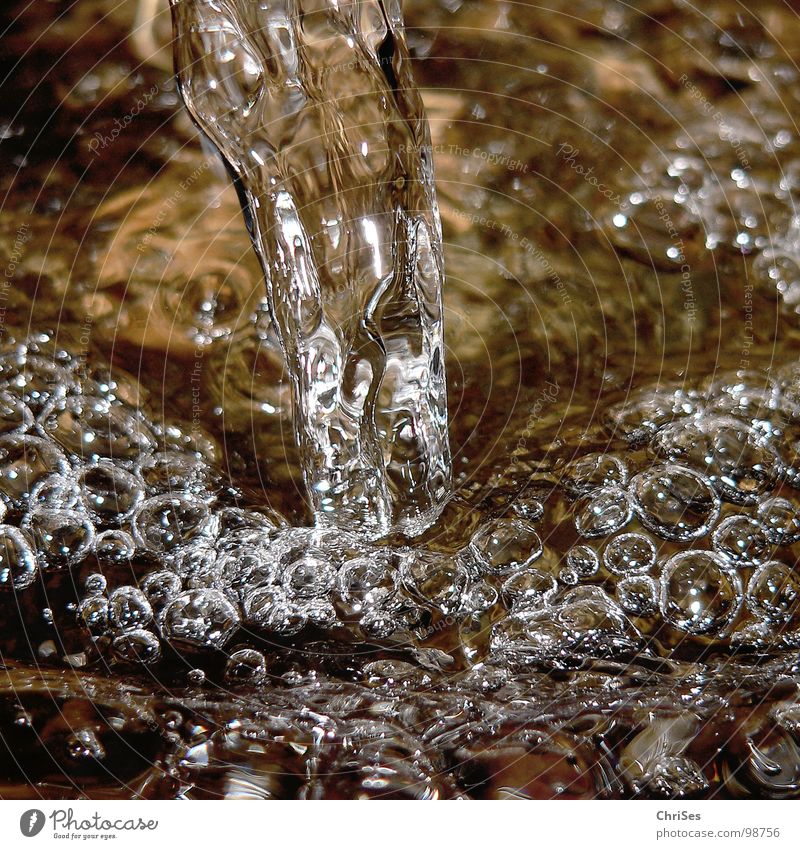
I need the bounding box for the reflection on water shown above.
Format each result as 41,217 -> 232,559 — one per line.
2,0 -> 800,798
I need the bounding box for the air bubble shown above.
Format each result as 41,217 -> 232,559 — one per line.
131,493 -> 213,554
0,434 -> 70,512
94,529 -> 135,564
78,460 -> 144,525
160,589 -> 240,649
603,532 -> 657,575
562,452 -> 628,496
746,561 -> 800,624
575,486 -> 632,538
566,545 -> 600,578
757,497 -> 800,545
469,518 -> 543,574
0,525 -> 38,591
22,508 -> 95,567
660,550 -> 743,636
112,629 -> 162,664
500,568 -> 558,609
108,586 -> 153,631
712,514 -> 770,566
630,464 -> 720,541
616,575 -> 659,617
224,648 -> 268,685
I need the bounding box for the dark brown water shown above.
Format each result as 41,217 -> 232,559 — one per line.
2,0 -> 800,799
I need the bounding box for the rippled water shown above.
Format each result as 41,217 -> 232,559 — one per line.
2,0 -> 800,799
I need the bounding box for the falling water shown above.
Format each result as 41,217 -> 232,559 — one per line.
168,0 -> 451,538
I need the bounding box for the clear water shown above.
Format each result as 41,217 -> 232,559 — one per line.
2,0 -> 800,799
169,0 -> 451,539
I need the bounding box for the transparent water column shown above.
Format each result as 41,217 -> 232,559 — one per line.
170,0 -> 451,538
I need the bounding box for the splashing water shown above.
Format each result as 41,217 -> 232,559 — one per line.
168,0 -> 451,538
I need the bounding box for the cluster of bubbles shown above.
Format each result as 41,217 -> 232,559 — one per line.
3,332 -> 800,691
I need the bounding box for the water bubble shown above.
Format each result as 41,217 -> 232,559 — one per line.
712,514 -> 770,566
500,567 -> 558,610
22,508 -> 95,567
757,496 -> 800,545
630,464 -> 720,541
38,395 -> 156,463
83,572 -> 107,596
337,554 -> 396,613
77,461 -> 144,525
0,434 -> 70,511
224,648 -> 268,685
29,473 -> 81,511
557,566 -> 580,585
400,550 -> 469,613
660,550 -> 743,636
469,518 -> 542,574
77,596 -> 109,636
510,496 -> 544,521
108,586 -> 153,631
0,351 -> 71,411
93,529 -> 135,564
604,383 -> 697,444
653,415 -> 782,504
0,525 -> 38,591
566,545 -> 600,578
112,629 -> 162,664
187,668 -> 206,685
746,561 -> 800,624
603,532 -> 657,575
141,570 -> 183,609
160,589 -> 240,649
66,728 -> 105,763
281,548 -> 336,599
0,391 -> 33,435
616,575 -> 659,617
301,598 -> 338,629
575,486 -> 633,538
137,449 -> 209,495
243,585 -> 306,635
562,452 -> 628,496
131,493 -> 213,554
